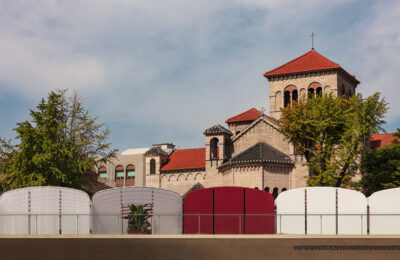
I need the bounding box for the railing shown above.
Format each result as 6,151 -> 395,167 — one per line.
1,213 -> 400,235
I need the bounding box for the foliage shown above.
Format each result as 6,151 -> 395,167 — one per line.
360,128 -> 400,196
279,93 -> 387,187
0,90 -> 117,191
124,204 -> 152,233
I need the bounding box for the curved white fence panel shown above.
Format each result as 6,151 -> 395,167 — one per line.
0,186 -> 91,235
337,188 -> 367,235
276,187 -> 367,234
368,188 -> 400,234
276,188 -> 305,234
92,187 -> 182,234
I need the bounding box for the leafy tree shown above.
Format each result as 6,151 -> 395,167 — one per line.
360,128 -> 400,196
279,93 -> 387,187
0,90 -> 117,191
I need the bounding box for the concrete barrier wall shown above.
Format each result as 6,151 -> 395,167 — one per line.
1,235 -> 400,260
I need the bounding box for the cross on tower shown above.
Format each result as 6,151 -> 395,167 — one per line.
310,32 -> 316,50
260,107 -> 265,115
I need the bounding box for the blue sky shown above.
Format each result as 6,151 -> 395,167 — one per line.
0,0 -> 399,153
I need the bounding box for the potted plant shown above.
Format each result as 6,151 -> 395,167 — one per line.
124,203 -> 152,234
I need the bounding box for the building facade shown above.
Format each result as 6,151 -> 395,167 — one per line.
94,49 -> 362,196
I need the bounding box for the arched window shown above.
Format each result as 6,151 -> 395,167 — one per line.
254,187 -> 259,190
282,188 -> 287,192
275,91 -> 282,110
341,85 -> 345,97
292,90 -> 298,102
98,166 -> 107,179
316,87 -> 322,97
224,138 -> 233,160
272,187 -> 279,199
284,85 -> 297,107
308,88 -> 315,99
264,187 -> 270,193
126,164 -> 135,179
115,165 -> 124,180
210,138 -> 219,159
308,82 -> 323,98
150,159 -> 156,174
284,91 -> 291,107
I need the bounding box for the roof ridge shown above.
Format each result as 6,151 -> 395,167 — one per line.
176,148 -> 205,151
227,107 -> 259,120
263,49 -> 341,77
264,50 -> 313,76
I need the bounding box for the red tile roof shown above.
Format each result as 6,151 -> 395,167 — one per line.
370,133 -> 399,150
226,108 -> 261,123
225,108 -> 280,125
161,148 -> 205,172
263,50 -> 359,84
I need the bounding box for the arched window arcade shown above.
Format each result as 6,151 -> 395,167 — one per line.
308,82 -> 322,98
283,85 -> 298,107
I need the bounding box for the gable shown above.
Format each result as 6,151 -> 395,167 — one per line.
232,116 -> 292,157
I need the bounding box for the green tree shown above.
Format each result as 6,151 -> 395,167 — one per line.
360,128 -> 400,196
279,93 -> 387,187
0,90 -> 117,191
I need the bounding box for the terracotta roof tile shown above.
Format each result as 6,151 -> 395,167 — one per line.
370,133 -> 399,150
226,108 -> 280,125
263,50 -> 359,84
226,108 -> 261,123
161,148 -> 205,172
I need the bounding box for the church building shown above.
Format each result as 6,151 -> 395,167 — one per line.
96,49 -> 360,197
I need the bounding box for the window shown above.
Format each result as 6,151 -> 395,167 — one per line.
210,138 -> 219,159
308,82 -> 322,98
316,87 -> 322,97
150,159 -> 156,174
284,85 -> 298,107
282,188 -> 287,192
115,165 -> 124,180
264,187 -> 270,193
98,166 -> 107,179
126,164 -> 135,179
272,187 -> 279,199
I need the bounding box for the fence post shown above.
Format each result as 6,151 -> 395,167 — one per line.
198,215 -> 201,234
76,214 -> 79,235
239,215 -> 241,234
320,214 -> 322,235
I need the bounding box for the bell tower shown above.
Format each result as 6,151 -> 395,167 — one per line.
263,49 -> 360,119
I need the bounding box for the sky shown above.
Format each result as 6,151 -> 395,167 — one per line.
0,0 -> 399,153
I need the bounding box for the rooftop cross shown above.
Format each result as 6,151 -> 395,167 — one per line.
311,32 -> 316,50
261,107 -> 266,115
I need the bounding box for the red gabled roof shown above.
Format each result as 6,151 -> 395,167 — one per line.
161,148 -> 205,172
226,108 -> 261,123
263,50 -> 359,84
370,133 -> 399,150
226,108 -> 280,125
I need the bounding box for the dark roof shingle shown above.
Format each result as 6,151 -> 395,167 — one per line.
203,124 -> 232,136
221,142 -> 293,167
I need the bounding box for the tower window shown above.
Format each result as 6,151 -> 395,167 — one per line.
150,159 -> 156,174
210,137 -> 219,159
284,85 -> 297,107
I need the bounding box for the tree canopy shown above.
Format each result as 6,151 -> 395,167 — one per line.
360,128 -> 400,196
279,93 -> 387,187
0,90 -> 117,191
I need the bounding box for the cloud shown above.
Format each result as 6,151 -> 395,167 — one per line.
0,0 -> 398,150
